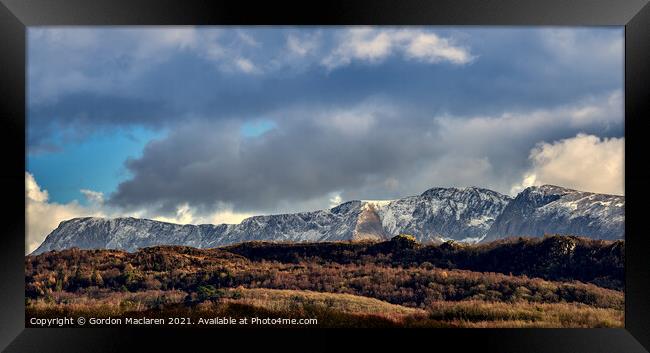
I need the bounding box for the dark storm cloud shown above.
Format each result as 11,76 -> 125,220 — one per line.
108,103 -> 442,213
108,88 -> 623,214
28,27 -> 624,215
28,93 -> 171,151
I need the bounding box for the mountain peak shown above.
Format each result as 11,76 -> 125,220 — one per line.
421,186 -> 472,195
420,186 -> 509,200
524,184 -> 624,198
484,184 -> 624,243
330,200 -> 362,213
525,184 -> 578,194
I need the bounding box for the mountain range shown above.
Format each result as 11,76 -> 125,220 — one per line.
31,185 -> 624,255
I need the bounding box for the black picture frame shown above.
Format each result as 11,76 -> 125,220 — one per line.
1,0 -> 649,352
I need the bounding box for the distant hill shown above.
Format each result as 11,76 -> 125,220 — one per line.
28,234 -> 624,291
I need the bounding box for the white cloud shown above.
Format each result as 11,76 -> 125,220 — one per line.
207,209 -> 253,225
151,203 -> 195,224
26,172 -> 104,254
150,202 -> 252,225
329,193 -> 343,208
235,57 -> 258,74
411,89 -> 624,195
435,90 -> 623,156
286,33 -> 320,57
29,27 -> 475,104
80,189 -> 105,204
511,134 -> 624,195
322,28 -> 473,69
26,172 -> 49,203
404,31 -> 473,64
26,172 -> 254,253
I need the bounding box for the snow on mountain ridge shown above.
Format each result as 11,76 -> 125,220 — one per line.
32,185 -> 624,255
484,185 -> 624,242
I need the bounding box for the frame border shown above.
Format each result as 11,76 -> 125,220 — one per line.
1,0 -> 649,352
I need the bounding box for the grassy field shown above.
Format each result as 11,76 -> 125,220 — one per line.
26,287 -> 623,328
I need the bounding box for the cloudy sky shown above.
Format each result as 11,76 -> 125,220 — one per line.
26,26 -> 624,253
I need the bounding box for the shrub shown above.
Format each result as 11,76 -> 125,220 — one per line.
390,234 -> 419,249
196,285 -> 225,302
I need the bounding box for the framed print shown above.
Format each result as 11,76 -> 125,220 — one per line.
1,0 -> 649,352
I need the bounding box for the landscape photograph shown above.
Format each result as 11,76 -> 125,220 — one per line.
26,26 -> 624,328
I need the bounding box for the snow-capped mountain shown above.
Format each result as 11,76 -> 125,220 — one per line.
483,185 -> 625,242
367,187 -> 512,243
31,185 -> 624,254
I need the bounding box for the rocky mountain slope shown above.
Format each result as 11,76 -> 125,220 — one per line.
31,185 -> 624,254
